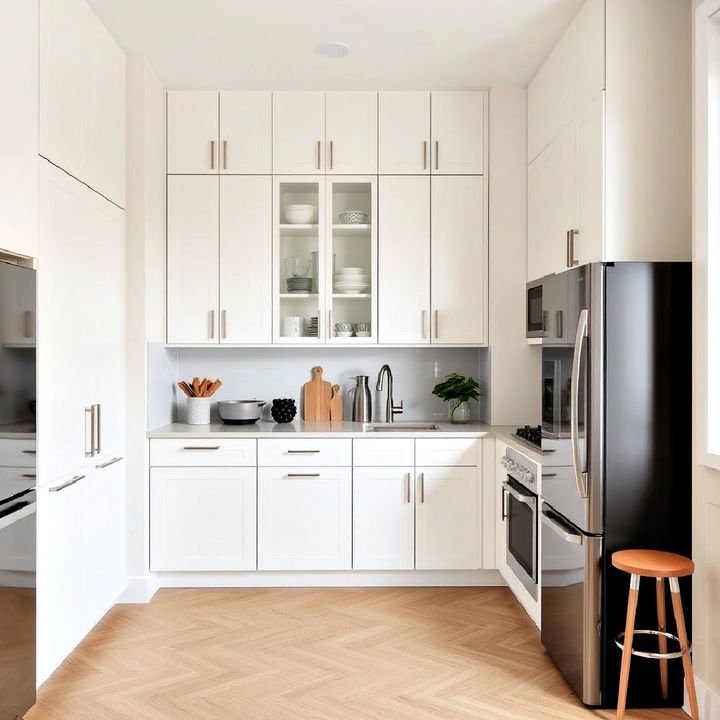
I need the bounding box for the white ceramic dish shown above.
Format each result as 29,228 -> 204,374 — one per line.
335,331 -> 354,337
338,267 -> 364,275
285,204 -> 317,224
355,331 -> 371,337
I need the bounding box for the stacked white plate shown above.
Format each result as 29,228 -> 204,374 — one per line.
335,267 -> 370,294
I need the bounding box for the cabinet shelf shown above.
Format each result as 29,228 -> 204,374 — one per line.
279,293 -> 318,299
332,293 -> 371,299
332,224 -> 371,236
279,224 -> 318,233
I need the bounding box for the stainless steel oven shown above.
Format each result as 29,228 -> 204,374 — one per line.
527,278 -> 544,338
500,447 -> 538,600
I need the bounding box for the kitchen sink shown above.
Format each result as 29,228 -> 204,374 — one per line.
362,423 -> 441,432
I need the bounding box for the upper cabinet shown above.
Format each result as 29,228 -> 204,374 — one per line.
431,92 -> 486,174
378,93 -> 431,174
325,93 -> 378,174
39,0 -> 126,207
166,91 -> 272,174
0,0 -> 38,258
526,0 -> 691,280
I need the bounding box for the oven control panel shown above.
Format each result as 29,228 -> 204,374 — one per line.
501,447 -> 537,491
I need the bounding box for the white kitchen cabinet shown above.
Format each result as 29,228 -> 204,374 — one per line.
273,92 -> 326,174
0,0 -> 38,258
220,176 -> 272,343
325,92 -> 377,175
378,176 -> 430,344
220,92 -> 272,174
166,91 -> 219,174
431,92 -> 486,174
151,438 -> 257,467
167,175 -> 220,344
257,467 -> 351,570
415,466 -> 479,570
353,439 -> 415,467
378,92 -> 430,174
353,467 -> 414,570
39,0 -> 126,206
258,439 -> 351,467
150,467 -> 256,571
431,176 -> 487,344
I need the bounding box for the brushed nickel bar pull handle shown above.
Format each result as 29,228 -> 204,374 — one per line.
328,309 -> 332,339
96,456 -> 122,469
569,228 -> 579,267
423,141 -> 427,170
223,140 -> 228,170
316,140 -> 321,170
85,406 -> 94,457
210,140 -> 215,170
556,310 -> 563,339
209,310 -> 215,339
183,446 -> 221,450
50,475 -> 85,493
419,472 -> 425,503
287,449 -> 321,454
93,403 -> 101,456
287,473 -> 320,478
221,309 -> 227,339
434,310 -> 439,340
435,141 -> 439,170
406,472 -> 411,503
24,310 -> 32,338
421,310 -> 427,340
329,140 -> 334,170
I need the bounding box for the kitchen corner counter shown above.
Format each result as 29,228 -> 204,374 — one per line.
147,420 -> 494,439
490,426 -> 543,463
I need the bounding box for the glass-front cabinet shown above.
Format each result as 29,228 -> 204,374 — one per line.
273,176 -> 377,344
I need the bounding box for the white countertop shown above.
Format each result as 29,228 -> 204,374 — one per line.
0,422 -> 36,440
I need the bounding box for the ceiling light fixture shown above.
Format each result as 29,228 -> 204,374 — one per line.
316,41 -> 349,59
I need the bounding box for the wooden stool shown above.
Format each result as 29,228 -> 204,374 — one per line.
612,550 -> 698,720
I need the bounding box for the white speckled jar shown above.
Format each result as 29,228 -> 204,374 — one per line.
186,397 -> 211,425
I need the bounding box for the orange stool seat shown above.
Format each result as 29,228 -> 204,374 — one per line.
612,549 -> 695,578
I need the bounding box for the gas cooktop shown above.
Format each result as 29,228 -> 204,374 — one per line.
513,424 -> 542,449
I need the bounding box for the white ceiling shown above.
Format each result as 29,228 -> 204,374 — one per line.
88,0 -> 585,90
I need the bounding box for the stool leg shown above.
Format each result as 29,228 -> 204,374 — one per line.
669,577 -> 699,720
617,573 -> 640,720
656,578 -> 669,699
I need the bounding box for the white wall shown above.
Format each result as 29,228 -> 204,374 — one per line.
486,86 -> 541,426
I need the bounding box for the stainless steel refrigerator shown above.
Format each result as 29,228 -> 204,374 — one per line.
538,262 -> 691,709
0,260 -> 37,718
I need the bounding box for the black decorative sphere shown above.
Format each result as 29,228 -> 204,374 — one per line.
271,398 -> 297,424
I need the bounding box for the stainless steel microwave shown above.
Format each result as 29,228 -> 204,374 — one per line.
527,279 -> 544,338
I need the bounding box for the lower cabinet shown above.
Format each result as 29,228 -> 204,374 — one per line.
150,467 -> 257,571
257,467 -> 352,570
353,467 -> 415,570
415,466 -> 479,570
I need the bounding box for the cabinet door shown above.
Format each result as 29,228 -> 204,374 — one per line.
219,176 -> 272,343
272,92 -> 325,174
378,176 -> 430,344
257,467 -> 351,570
431,92 -> 486,174
0,263 -> 36,347
167,175 -> 219,343
353,467 -> 414,570
415,466 -> 479,570
219,92 -> 272,174
325,92 -> 377,174
151,467 -> 257,571
167,91 -> 219,174
84,11 -> 125,206
0,0 -> 38,258
378,92 -> 430,174
575,92 -> 604,266
431,176 -> 486,344
527,124 -> 576,281
39,0 -> 87,180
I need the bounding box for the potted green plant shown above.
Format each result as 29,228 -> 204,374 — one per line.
431,373 -> 480,424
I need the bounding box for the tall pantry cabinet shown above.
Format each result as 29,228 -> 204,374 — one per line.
36,0 -> 128,685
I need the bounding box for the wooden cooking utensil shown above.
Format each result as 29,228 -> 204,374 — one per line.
303,366 -> 333,421
330,384 -> 343,421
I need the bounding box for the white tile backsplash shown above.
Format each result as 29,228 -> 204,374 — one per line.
147,344 -> 486,425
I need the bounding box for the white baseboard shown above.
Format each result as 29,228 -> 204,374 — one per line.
153,569 -> 504,589
688,675 -> 720,719
117,575 -> 160,603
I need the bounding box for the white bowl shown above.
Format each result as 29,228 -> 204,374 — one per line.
335,331 -> 354,337
355,331 -> 371,338
338,267 -> 365,275
285,204 -> 317,224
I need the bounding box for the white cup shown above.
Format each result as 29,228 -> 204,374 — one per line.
282,316 -> 305,337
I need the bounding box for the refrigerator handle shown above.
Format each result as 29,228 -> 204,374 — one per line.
541,506 -> 584,545
571,308 -> 589,499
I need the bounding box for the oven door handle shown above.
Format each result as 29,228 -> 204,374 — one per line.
502,480 -> 536,507
570,307 -> 589,499
541,506 -> 584,545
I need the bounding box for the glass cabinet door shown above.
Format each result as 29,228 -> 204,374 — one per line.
273,178 -> 326,343
325,178 -> 377,344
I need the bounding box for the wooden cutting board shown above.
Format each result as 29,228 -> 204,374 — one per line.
303,366 -> 333,421
330,384 -> 343,421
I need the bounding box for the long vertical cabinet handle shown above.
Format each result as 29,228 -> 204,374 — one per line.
423,141 -> 427,170
421,310 -> 427,340
84,406 -> 94,457
418,472 -> 425,503
569,229 -> 578,267
406,473 -> 411,503
93,404 -> 101,456
435,141 -> 439,170
434,310 -> 439,340
329,140 -> 334,170
328,309 -> 332,340
221,310 -> 227,340
570,308 -> 589,500
223,141 -> 228,170
210,141 -> 215,170
316,141 -> 321,170
209,310 -> 215,339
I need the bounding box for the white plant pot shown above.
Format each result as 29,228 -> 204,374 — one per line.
186,397 -> 211,425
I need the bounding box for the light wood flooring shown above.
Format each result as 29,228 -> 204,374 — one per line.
26,587 -> 687,719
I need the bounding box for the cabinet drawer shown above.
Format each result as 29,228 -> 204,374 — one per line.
258,439 -> 351,467
150,438 -> 256,467
353,439 -> 414,467
542,438 -> 571,467
415,438 -> 479,466
0,438 -> 37,467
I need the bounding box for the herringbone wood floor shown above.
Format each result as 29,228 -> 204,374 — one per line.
26,587 -> 686,719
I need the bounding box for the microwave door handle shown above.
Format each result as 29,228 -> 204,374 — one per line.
541,507 -> 584,545
502,480 -> 536,507
570,308 -> 589,499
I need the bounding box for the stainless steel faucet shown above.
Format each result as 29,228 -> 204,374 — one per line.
376,364 -> 404,423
